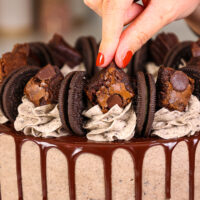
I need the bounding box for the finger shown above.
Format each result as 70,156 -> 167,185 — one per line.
84,0 -> 102,16
124,3 -> 144,25
115,3 -> 175,68
97,0 -> 133,67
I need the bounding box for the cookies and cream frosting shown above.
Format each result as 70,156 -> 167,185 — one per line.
82,102 -> 136,142
61,63 -> 85,76
14,96 -> 68,137
152,95 -> 200,139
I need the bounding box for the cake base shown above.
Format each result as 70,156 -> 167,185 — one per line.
0,124 -> 200,200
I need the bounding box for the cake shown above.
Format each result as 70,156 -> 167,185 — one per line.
1,33 -> 200,200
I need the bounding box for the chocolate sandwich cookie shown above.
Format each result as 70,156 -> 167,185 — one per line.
2,66 -> 40,122
127,39 -> 151,77
0,67 -> 24,112
163,41 -> 193,69
191,39 -> 200,58
143,73 -> 156,137
48,33 -> 82,68
134,72 -> 148,136
75,36 -> 98,77
58,71 -> 87,136
150,32 -> 179,65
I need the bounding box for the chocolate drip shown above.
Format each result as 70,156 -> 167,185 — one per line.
0,125 -> 199,200
39,145 -> 48,200
131,146 -> 148,200
14,137 -> 24,200
162,142 -> 177,199
187,138 -> 199,200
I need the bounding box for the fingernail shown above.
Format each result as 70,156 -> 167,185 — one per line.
96,52 -> 104,66
122,50 -> 133,68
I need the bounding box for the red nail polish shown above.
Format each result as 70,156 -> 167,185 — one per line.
96,52 -> 104,66
122,50 -> 133,68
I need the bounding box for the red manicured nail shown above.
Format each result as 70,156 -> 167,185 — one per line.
96,52 -> 104,66
122,50 -> 133,68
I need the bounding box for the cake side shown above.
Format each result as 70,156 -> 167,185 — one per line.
0,125 -> 199,200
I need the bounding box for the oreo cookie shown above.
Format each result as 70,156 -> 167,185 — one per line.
127,39 -> 151,77
135,71 -> 148,136
59,71 -> 76,133
150,32 -> 179,65
58,71 -> 87,136
143,73 -> 156,137
163,41 -> 193,69
75,36 -> 98,77
134,71 -> 156,137
2,66 -> 40,122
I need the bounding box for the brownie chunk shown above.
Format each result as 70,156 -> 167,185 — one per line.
48,33 -> 82,68
0,43 -> 45,84
156,66 -> 194,112
85,62 -> 134,113
24,64 -> 64,106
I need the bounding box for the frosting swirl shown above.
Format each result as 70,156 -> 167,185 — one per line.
82,103 -> 136,141
152,95 -> 200,139
14,97 -> 68,137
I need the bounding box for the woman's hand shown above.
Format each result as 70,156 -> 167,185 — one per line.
84,0 -> 200,68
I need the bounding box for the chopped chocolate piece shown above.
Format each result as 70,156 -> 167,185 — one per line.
156,66 -> 194,112
24,64 -> 64,107
170,71 -> 189,92
85,62 -> 134,113
191,39 -> 200,57
150,32 -> 179,65
48,33 -> 82,68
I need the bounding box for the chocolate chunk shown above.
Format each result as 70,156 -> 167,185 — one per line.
24,64 -> 64,107
107,94 -> 123,109
156,66 -> 194,112
85,62 -> 134,113
170,71 -> 189,92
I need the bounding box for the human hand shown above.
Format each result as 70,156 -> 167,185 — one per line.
84,0 -> 200,68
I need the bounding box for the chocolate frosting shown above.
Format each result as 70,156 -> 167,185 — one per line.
0,124 -> 199,200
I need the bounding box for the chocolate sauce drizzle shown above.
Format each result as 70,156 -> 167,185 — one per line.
0,124 -> 199,200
